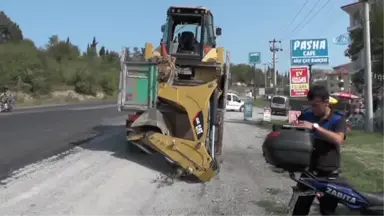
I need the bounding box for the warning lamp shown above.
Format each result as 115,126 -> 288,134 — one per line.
203,45 -> 212,55
128,114 -> 139,121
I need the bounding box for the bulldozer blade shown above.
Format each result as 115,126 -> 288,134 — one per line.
127,133 -> 145,141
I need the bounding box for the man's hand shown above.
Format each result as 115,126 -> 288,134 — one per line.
294,120 -> 313,129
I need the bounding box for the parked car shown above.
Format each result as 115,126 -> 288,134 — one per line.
270,95 -> 290,116
226,93 -> 245,112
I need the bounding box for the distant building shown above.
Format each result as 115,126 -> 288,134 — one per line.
310,69 -> 328,88
310,64 -> 355,93
328,63 -> 354,93
311,69 -> 329,83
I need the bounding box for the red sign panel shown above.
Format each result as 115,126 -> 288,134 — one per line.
290,67 -> 310,97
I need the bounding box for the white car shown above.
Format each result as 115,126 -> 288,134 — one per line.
226,93 -> 245,112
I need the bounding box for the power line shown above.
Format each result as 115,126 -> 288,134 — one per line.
294,0 -> 332,34
319,1 -> 339,32
290,0 -> 322,34
281,0 -> 310,35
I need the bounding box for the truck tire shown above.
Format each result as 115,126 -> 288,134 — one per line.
239,105 -> 244,112
284,110 -> 288,116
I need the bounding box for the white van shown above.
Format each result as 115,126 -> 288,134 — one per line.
270,95 -> 290,116
226,93 -> 245,112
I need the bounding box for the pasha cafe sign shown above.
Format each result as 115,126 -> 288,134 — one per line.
290,67 -> 309,97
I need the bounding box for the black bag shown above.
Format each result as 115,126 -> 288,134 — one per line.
262,125 -> 314,172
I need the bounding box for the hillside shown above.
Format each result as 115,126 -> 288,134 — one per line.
0,11 -> 125,105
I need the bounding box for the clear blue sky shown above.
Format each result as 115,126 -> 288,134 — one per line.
3,0 -> 357,73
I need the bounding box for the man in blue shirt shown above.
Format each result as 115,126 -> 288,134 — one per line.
292,85 -> 347,215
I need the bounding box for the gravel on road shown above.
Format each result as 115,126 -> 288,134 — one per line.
0,110 -> 295,215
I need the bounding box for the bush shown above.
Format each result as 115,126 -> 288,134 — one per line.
100,69 -> 119,95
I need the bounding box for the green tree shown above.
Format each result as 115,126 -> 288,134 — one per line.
106,51 -> 120,64
230,64 -> 252,83
0,11 -> 23,43
230,64 -> 267,87
46,36 -> 80,62
124,47 -> 131,62
99,46 -> 106,56
86,37 -> 98,57
0,40 -> 52,94
345,5 -> 383,75
91,37 -> 98,47
131,47 -> 142,61
47,35 -> 59,47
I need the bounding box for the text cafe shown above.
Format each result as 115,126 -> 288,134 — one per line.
291,39 -> 328,58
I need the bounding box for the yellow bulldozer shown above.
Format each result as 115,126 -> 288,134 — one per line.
117,6 -> 230,182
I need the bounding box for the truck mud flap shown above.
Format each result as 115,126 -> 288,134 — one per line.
131,108 -> 171,136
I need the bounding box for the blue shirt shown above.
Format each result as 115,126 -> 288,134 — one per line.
299,108 -> 346,139
298,108 -> 346,171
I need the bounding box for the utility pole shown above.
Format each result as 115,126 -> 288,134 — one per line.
281,72 -> 284,88
269,39 -> 283,94
253,63 -> 257,100
308,65 -> 313,87
262,63 -> 268,88
362,0 -> 374,132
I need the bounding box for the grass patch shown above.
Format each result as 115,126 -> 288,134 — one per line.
341,130 -> 384,192
256,116 -> 383,191
253,98 -> 267,108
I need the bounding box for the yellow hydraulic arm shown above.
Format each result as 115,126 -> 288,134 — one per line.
129,80 -> 220,181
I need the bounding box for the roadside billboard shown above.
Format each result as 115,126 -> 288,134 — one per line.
290,67 -> 310,97
248,52 -> 261,64
333,33 -> 351,45
290,39 -> 329,66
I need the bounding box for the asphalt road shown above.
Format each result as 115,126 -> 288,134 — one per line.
0,108 -> 298,215
0,103 -> 333,215
0,102 -> 120,179
0,104 -> 286,179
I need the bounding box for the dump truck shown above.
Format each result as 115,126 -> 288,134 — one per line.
117,6 -> 230,182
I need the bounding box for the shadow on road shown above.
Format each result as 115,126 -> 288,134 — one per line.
77,124 -> 199,185
311,201 -> 360,215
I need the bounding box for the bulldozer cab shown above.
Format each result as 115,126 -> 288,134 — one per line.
161,6 -> 222,66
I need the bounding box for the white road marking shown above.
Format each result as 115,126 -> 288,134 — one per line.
68,104 -> 116,111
